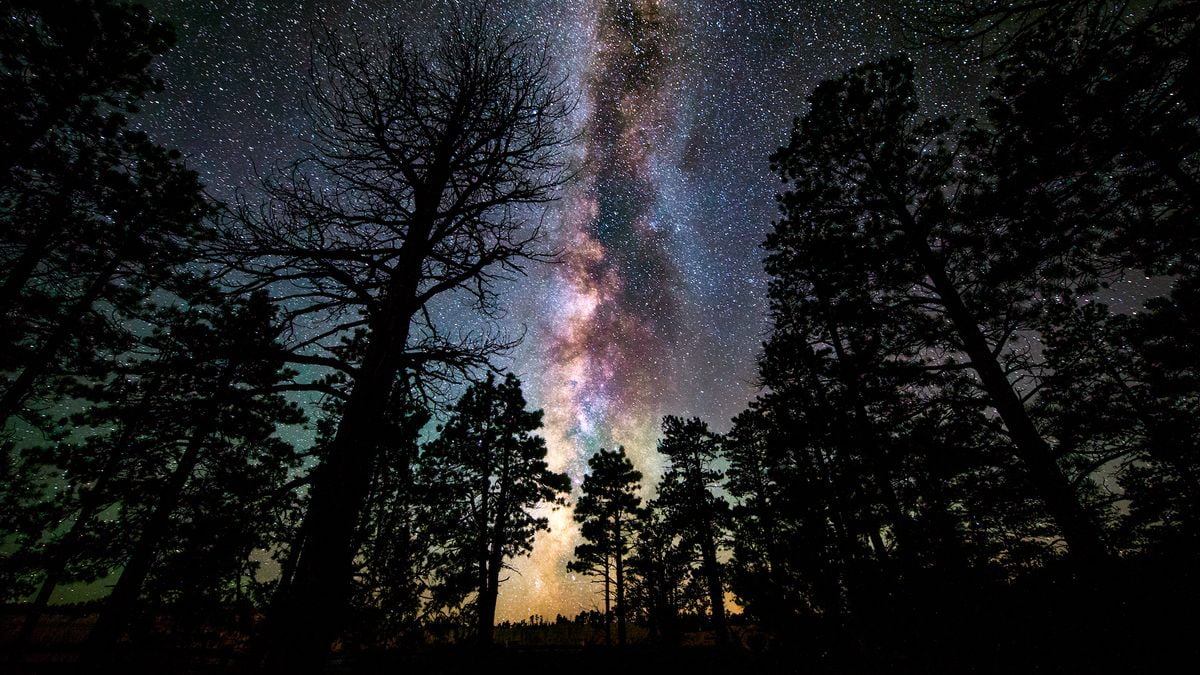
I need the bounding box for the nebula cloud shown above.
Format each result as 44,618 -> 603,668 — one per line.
499,0 -> 692,620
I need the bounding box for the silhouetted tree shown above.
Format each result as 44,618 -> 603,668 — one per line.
1039,285 -> 1200,552
568,446 -> 642,645
0,0 -> 172,187
568,522 -> 613,642
656,416 -> 729,645
216,4 -> 575,667
751,101 -> 1069,615
345,391 -> 433,646
953,0 -> 1200,559
626,500 -> 689,645
0,0 -> 209,427
1,290 -> 304,660
76,291 -> 303,661
759,141 -> 958,577
420,373 -> 569,645
723,403 -> 823,624
896,0 -> 1200,558
768,56 -> 1110,568
726,369 -> 906,619
973,3 -> 1197,279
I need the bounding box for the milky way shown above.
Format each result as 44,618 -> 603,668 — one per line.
134,0 -> 1085,621
546,0 -> 684,472
504,0 -> 693,619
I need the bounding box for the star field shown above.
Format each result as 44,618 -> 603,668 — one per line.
136,0 -> 994,621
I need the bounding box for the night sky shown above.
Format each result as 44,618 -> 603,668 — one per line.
131,0 -> 1160,621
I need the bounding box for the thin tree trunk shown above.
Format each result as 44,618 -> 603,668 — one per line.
252,509 -> 308,664
14,425 -> 129,654
660,568 -> 680,646
867,527 -> 889,562
13,502 -> 100,655
910,235 -> 1110,568
813,278 -> 919,572
647,589 -> 660,642
809,444 -> 858,570
477,463 -> 491,643
615,535 -> 626,646
84,430 -> 206,663
270,516 -> 307,615
699,531 -> 728,646
0,216 -> 58,320
796,351 -> 889,570
603,557 -> 611,646
479,442 -> 509,647
477,557 -> 501,645
478,519 -> 505,646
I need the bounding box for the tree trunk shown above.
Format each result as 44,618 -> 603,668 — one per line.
14,419 -> 135,655
698,531 -> 728,646
478,511 -> 505,646
660,572 -> 681,646
84,430 -> 206,663
0,215 -> 58,320
261,287 -> 414,673
14,506 -> 97,655
812,282 -> 920,572
251,508 -> 309,665
866,527 -> 889,562
647,597 -> 660,642
477,468 -> 492,644
268,514 -> 307,616
479,449 -> 509,647
795,352 -> 890,572
477,561 -> 500,646
911,237 -> 1110,568
604,556 -> 612,646
615,537 -> 626,646
809,444 -> 858,570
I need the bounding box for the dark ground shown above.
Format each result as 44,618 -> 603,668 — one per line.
4,625 -> 1197,675
5,563 -> 1199,675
